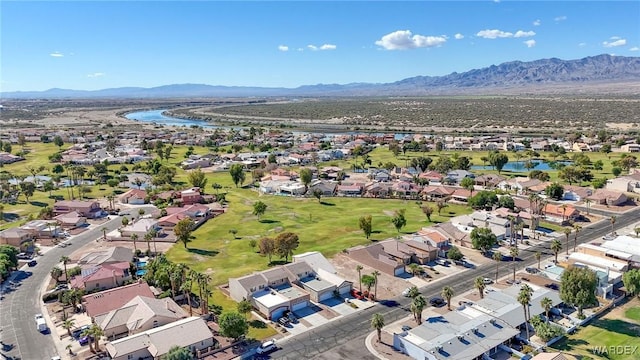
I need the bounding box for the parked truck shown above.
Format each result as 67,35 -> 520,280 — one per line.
35,313 -> 48,333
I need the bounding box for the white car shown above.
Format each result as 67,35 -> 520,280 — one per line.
483,278 -> 493,284
256,339 -> 277,354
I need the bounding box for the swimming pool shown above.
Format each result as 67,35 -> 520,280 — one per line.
536,226 -> 554,234
136,269 -> 147,276
136,261 -> 147,269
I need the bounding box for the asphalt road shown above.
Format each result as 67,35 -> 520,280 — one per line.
0,211 -> 144,360
270,207 -> 640,360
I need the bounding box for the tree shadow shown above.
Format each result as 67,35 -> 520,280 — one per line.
320,201 -> 335,206
379,300 -> 399,307
259,219 -> 280,224
551,337 -> 589,352
249,320 -> 267,329
187,248 -> 219,257
2,213 -> 20,222
592,318 -> 640,338
268,260 -> 288,267
29,201 -> 48,207
371,230 -> 382,234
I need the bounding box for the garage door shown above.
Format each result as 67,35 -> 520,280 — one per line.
338,284 -> 351,295
318,291 -> 333,302
292,301 -> 308,311
394,266 -> 405,276
271,307 -> 288,320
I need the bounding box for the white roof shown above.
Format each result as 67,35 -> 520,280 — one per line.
253,288 -> 289,309
579,243 -> 633,260
569,252 -> 628,272
600,240 -> 640,258
293,251 -> 336,273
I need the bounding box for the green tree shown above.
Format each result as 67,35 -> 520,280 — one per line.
218,312 -> 249,341
19,181 -> 36,203
372,270 -> 380,300
612,166 -> 622,177
545,182 -> 565,200
356,265 -> 363,292
447,246 -> 464,261
174,218 -> 195,249
622,269 -> 640,297
551,239 -> 562,263
163,346 -> 194,360
274,232 -> 299,262
407,285 -> 420,299
53,135 -> 64,148
361,274 -> 376,292
252,200 -> 267,220
237,300 -> 253,319
498,195 -> 515,210
510,246 -> 519,281
470,227 -> 497,254
489,151 -> 509,174
518,284 -> 533,340
468,191 -> 498,210
441,286 -> 454,310
50,266 -> 63,282
359,215 -> 373,239
474,277 -> 486,299
62,318 -> 76,337
60,256 -> 70,283
258,237 -> 276,263
229,164 -> 246,188
371,313 -> 385,343
411,295 -> 427,323
421,205 -> 433,222
541,296 -> 554,322
187,168 -> 208,189
460,177 -> 475,197
313,188 -> 323,203
390,209 -> 407,233
299,168 -> 313,192
43,181 -> 55,197
560,266 -> 598,317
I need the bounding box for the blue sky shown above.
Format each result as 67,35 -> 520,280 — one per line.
1,1 -> 639,92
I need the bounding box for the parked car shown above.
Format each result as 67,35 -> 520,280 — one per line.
525,267 -> 539,274
256,339 -> 277,354
401,287 -> 415,297
35,313 -> 48,332
79,335 -> 93,346
278,317 -> 290,326
458,300 -> 473,306
28,260 -> 37,267
287,312 -> 298,323
401,325 -> 412,331
17,252 -> 31,260
72,325 -> 90,339
435,258 -> 450,266
430,297 -> 446,307
482,278 -> 493,284
545,283 -> 559,290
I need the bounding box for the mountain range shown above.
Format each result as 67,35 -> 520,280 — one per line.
3,54 -> 640,99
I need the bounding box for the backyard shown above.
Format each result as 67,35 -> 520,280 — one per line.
551,297 -> 640,360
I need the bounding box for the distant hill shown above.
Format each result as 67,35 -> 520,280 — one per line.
3,54 -> 640,99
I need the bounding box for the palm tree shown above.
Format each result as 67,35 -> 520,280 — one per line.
507,215 -> 516,246
181,277 -> 193,316
541,296 -> 553,323
551,239 -> 562,263
65,344 -> 73,355
51,266 -> 63,282
90,324 -> 105,352
563,227 -> 572,255
169,264 -> 182,300
610,215 -> 617,235
131,233 -> 138,253
372,270 -> 380,301
60,256 -> 70,283
371,313 -> 385,343
441,286 -> 454,310
200,273 -> 212,314
474,277 -> 486,299
492,251 -> 502,283
62,318 -> 75,337
356,265 -> 363,293
411,295 -> 427,324
101,227 -> 107,240
584,198 -> 592,215
510,246 -> 519,281
518,284 -> 533,341
535,251 -> 541,269
560,204 -> 567,223
573,224 -> 582,252
144,232 -> 152,254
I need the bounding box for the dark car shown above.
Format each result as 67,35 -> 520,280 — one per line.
28,260 -> 37,267
545,283 -> 559,290
79,335 -> 93,346
525,267 -> 539,274
430,297 -> 446,307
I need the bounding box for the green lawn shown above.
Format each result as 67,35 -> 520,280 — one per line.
624,307 -> 640,322
165,186 -> 471,286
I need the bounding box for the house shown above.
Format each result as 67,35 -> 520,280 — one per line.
83,281 -> 155,318
337,184 -> 363,197
621,144 -> 640,153
444,170 -> 475,185
180,187 -> 203,205
21,220 -> 62,238
307,180 -> 337,197
562,185 -> 593,201
586,189 -> 628,206
77,247 -> 134,267
0,227 -> 35,249
365,182 -> 392,198
95,295 -> 187,339
451,211 -> 513,242
70,262 -> 132,291
415,227 -> 454,257
157,204 -> 212,229
474,174 -> 505,188
346,241 -> 406,276
368,168 -> 392,182
53,211 -> 87,229
606,174 -> 640,194
120,218 -> 162,238
543,204 -> 579,223
391,181 -> 421,199
181,156 -> 211,169
418,171 -> 444,184
497,177 -> 542,195
119,189 -> 147,205
105,317 -> 215,360
292,251 -> 337,274
53,200 -> 105,218
421,185 -> 454,201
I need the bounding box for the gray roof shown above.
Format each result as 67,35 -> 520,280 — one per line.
293,251 -> 337,273
283,261 -> 314,279
78,246 -> 133,266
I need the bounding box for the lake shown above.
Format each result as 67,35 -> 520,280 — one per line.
471,160 -> 572,172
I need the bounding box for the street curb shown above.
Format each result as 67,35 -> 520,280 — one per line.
365,330 -> 387,360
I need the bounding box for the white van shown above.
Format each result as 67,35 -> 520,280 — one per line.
256,339 -> 277,354
35,313 -> 48,332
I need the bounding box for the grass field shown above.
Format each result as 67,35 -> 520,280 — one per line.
165,187 -> 471,286
551,299 -> 640,360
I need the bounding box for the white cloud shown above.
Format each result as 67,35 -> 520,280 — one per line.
375,30 -> 447,50
533,19 -> 541,26
50,52 -> 64,57
87,72 -> 105,78
278,45 -> 289,52
578,42 -> 587,47
603,39 -> 627,48
514,30 -> 536,38
630,47 -> 640,52
554,15 -> 567,22
297,48 -> 304,52
524,40 -> 536,48
454,33 -> 464,40
319,44 -> 337,50
307,45 -> 318,51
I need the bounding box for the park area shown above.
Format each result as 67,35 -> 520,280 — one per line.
551,297 -> 640,360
